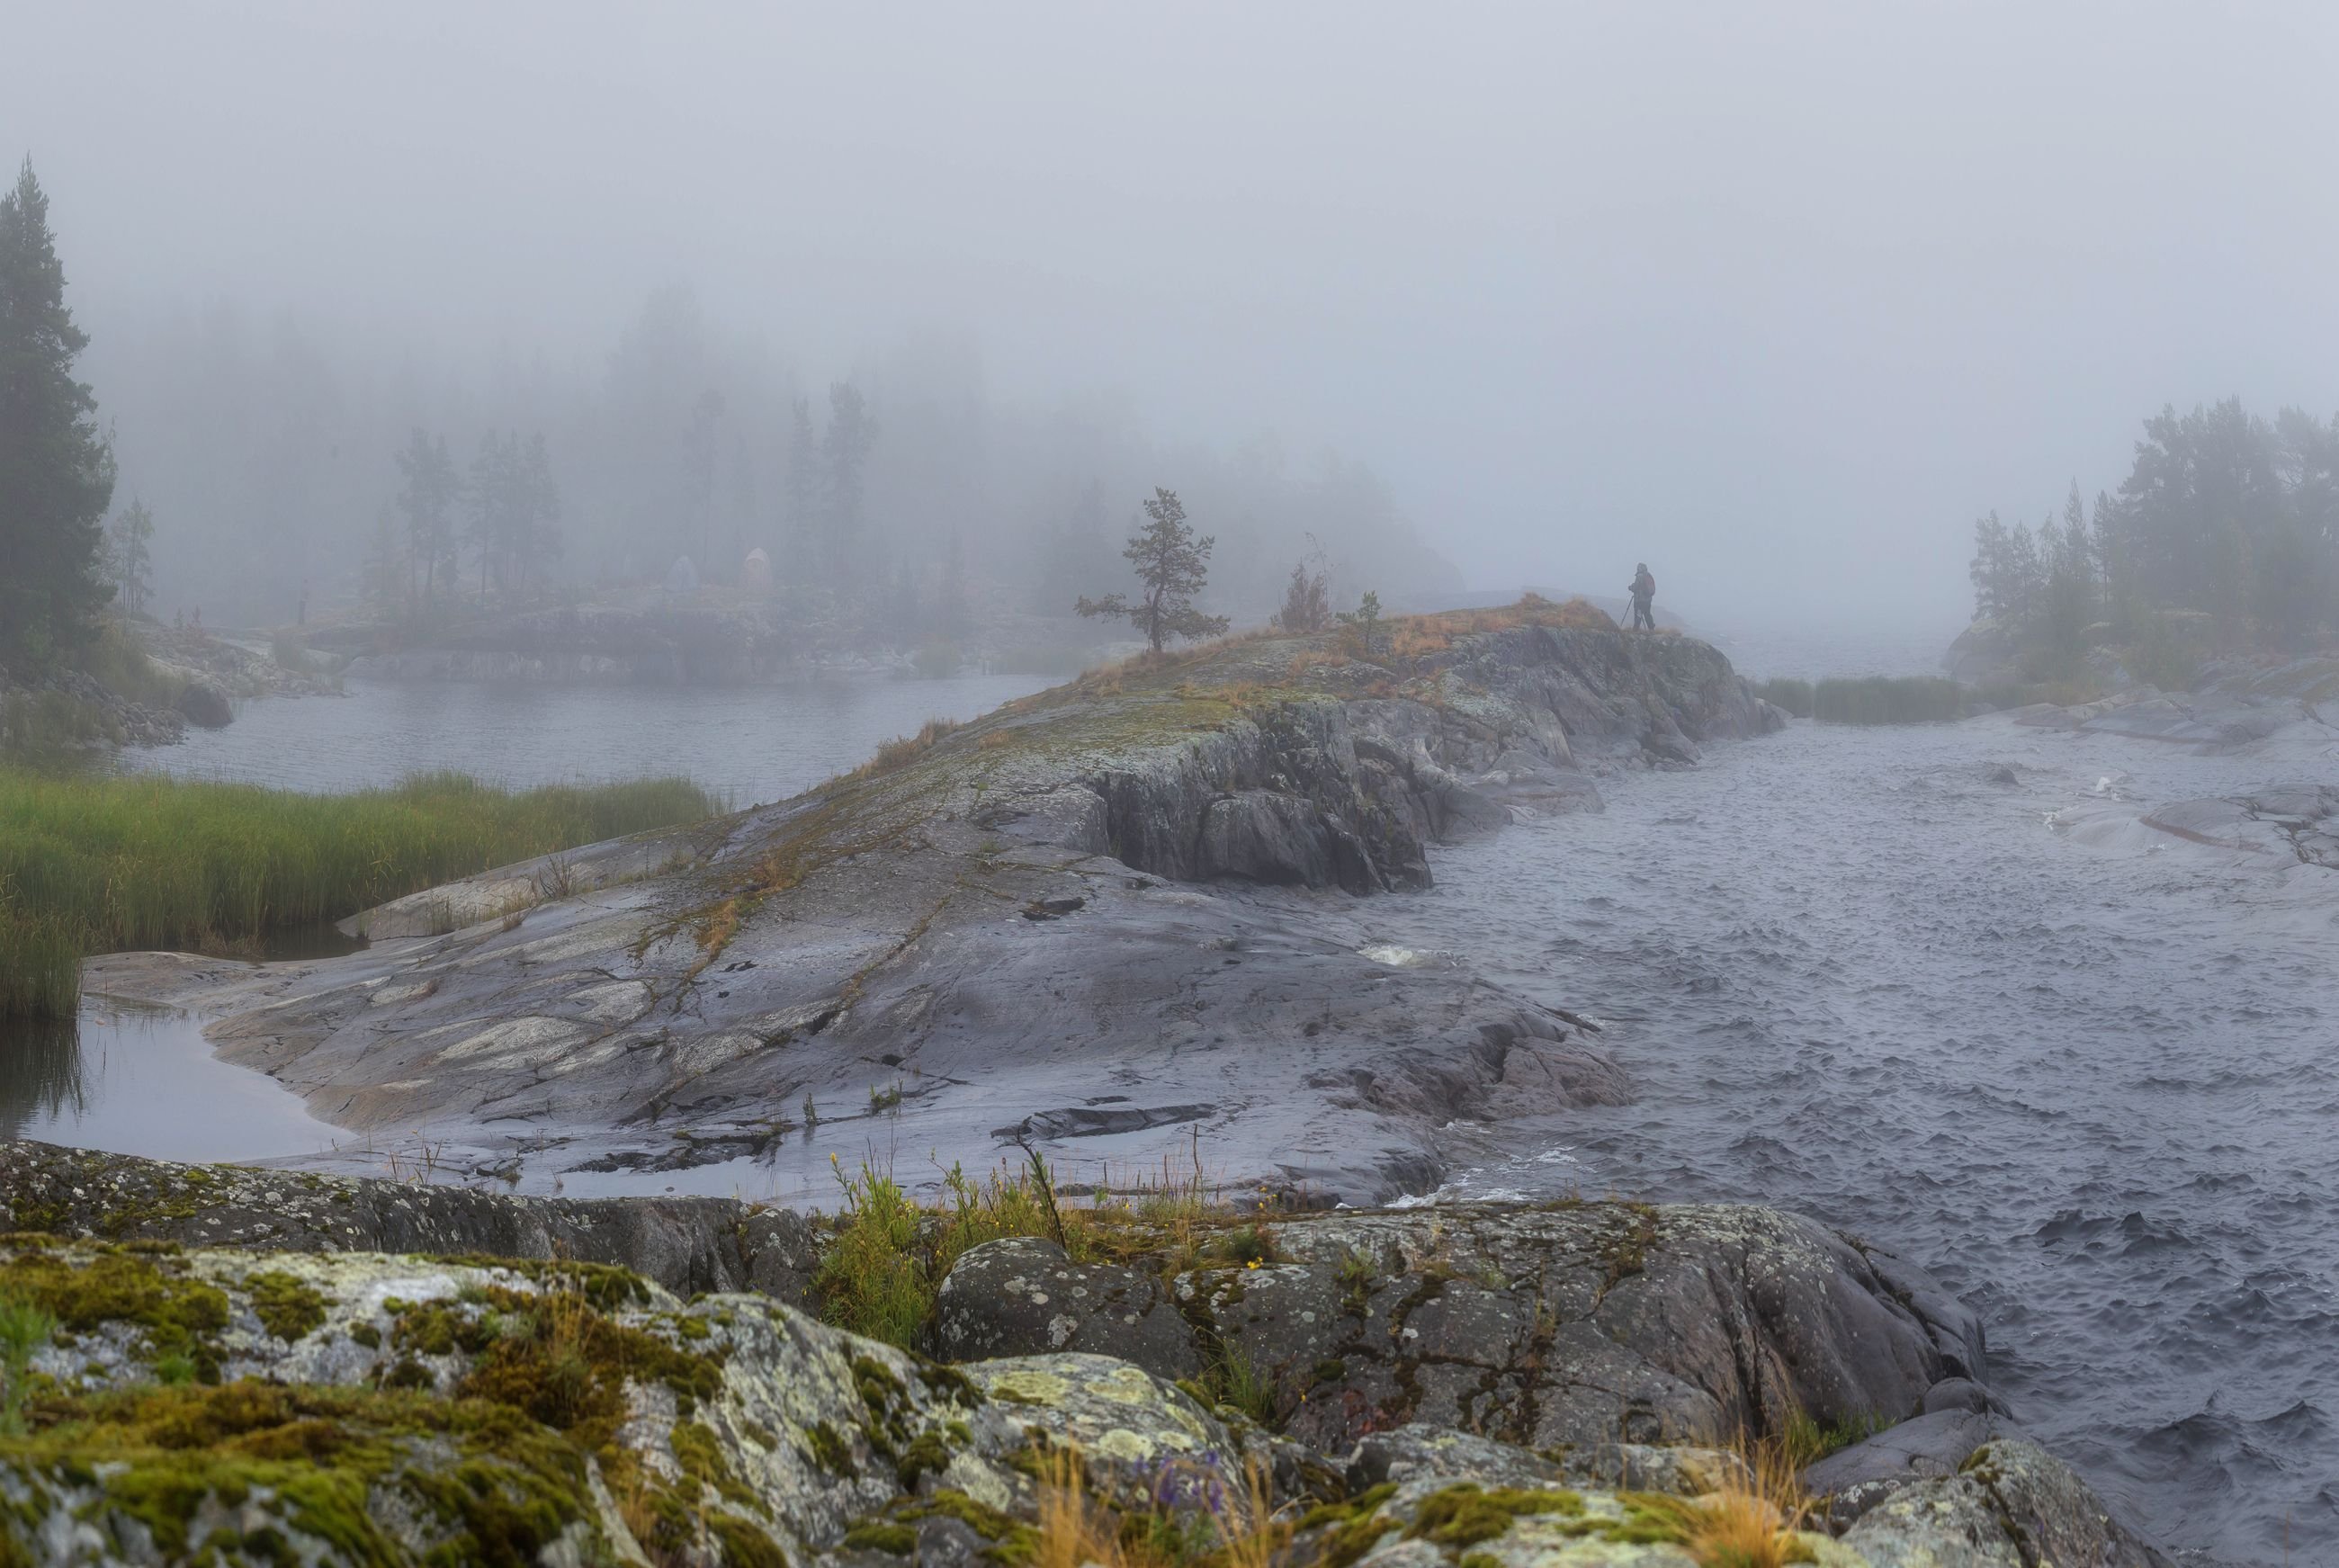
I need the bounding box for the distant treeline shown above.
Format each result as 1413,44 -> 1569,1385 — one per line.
1970,398 -> 2339,668
56,229 -> 1458,632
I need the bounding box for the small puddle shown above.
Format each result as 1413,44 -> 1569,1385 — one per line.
0,1000 -> 341,1163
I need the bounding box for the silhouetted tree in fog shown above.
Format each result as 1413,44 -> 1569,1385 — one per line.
1972,396 -> 2339,660
1077,488 -> 1230,654
681,389 -> 725,575
820,382 -> 877,587
0,159 -> 116,666
107,498 -> 156,618
393,429 -> 461,607
1274,536 -> 1331,632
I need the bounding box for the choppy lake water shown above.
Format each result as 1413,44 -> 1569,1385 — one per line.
1379,711 -> 2339,1567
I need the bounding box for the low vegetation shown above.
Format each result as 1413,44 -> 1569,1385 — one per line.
1809,676 -> 1965,725
813,1151 -> 1240,1351
0,767 -> 719,1017
1754,677 -> 1813,717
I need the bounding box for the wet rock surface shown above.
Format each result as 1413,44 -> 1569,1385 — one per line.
88,612 -> 1776,1204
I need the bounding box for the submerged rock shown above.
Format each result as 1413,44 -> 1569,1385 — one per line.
173,679 -> 234,728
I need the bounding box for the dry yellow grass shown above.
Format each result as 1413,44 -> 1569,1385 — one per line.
1383,592 -> 1615,658
846,716 -> 964,780
1028,1444 -> 1284,1568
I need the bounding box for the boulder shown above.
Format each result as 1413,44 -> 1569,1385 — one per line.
1801,1409 -> 2015,1526
1842,1440 -> 2170,1568
931,1236 -> 1199,1379
173,678 -> 234,727
944,1202 -> 1983,1461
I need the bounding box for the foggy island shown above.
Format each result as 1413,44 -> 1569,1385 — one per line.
1,9 -> 2334,1567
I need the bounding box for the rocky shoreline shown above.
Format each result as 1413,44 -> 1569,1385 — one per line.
3,606 -> 2190,1563
0,1141 -> 2167,1565
85,605 -> 1777,1204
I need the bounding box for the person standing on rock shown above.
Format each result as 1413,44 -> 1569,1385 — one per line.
1627,563 -> 1657,631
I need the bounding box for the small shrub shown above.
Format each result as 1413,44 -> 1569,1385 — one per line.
813,1160 -> 928,1348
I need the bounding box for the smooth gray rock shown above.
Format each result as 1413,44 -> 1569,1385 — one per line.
1922,1375 -> 1999,1415
1345,1423 -> 1565,1491
0,1140 -> 819,1304
932,1236 -> 1199,1378
1160,1204 -> 1980,1456
1845,1439 -> 2171,1568
1803,1409 -> 2014,1526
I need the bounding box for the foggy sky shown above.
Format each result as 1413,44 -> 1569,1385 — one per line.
10,2 -> 2339,633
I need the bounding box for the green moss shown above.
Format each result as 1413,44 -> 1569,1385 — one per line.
852,1354 -> 906,1415
381,1360 -> 432,1392
0,1382 -> 590,1564
805,1420 -> 854,1474
915,1359 -> 985,1407
707,1512 -> 792,1568
346,1322 -> 381,1350
0,1247 -> 227,1375
670,1420 -> 760,1513
842,1519 -> 919,1555
1404,1483 -> 1583,1547
425,1257 -> 652,1312
1565,1492 -> 1696,1546
903,1486 -> 1023,1539
896,1428 -> 951,1490
240,1271 -> 330,1344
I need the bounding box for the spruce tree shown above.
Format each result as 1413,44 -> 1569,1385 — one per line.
0,159 -> 116,667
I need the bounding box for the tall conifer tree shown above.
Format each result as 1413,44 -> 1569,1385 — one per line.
0,159 -> 115,665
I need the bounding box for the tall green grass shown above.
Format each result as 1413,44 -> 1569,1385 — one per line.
1811,676 -> 1966,724
0,768 -> 719,1018
1754,677 -> 1815,717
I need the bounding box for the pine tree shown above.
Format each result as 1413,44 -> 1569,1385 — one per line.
0,159 -> 116,667
1076,488 -> 1231,654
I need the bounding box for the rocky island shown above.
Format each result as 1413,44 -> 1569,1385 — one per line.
85,599 -> 1775,1203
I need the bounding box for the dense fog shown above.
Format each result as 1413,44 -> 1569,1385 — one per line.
10,4 -> 2339,634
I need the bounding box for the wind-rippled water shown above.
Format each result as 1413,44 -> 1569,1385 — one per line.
1381,710 -> 2339,1566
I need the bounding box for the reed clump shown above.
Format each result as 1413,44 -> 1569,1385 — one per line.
1754,677 -> 1815,717
1810,676 -> 1965,724
0,767 -> 718,1018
